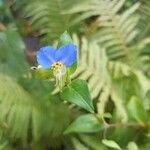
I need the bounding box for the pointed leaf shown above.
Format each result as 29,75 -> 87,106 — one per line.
58,31 -> 73,47
102,139 -> 122,150
60,79 -> 94,112
64,114 -> 102,134
127,96 -> 148,124
127,142 -> 138,150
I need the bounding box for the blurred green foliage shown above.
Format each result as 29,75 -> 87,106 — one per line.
0,0 -> 150,149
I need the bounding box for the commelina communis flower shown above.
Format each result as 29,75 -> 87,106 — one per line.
36,44 -> 77,81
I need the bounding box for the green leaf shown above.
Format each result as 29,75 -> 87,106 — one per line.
102,139 -> 122,150
60,79 -> 94,113
58,31 -> 73,47
127,142 -> 138,150
127,96 -> 148,124
64,114 -> 101,134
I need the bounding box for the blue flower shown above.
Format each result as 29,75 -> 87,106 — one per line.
36,44 -> 77,80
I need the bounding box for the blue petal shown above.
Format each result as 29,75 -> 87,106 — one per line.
36,46 -> 56,68
55,44 -> 77,66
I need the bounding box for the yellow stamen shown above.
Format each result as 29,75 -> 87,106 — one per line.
51,62 -> 63,72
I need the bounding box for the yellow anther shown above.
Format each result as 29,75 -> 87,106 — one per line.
51,62 -> 63,72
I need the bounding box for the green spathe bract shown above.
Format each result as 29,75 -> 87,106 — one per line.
57,31 -> 73,47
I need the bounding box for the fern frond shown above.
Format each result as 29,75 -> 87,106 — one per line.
71,35 -> 109,99
51,35 -> 124,119
64,0 -> 125,19
0,73 -> 72,150
0,25 -> 74,148
108,61 -> 132,79
138,0 -> 150,38
64,0 -> 142,64
17,0 -> 83,42
72,34 -> 149,121
90,3 -> 140,61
